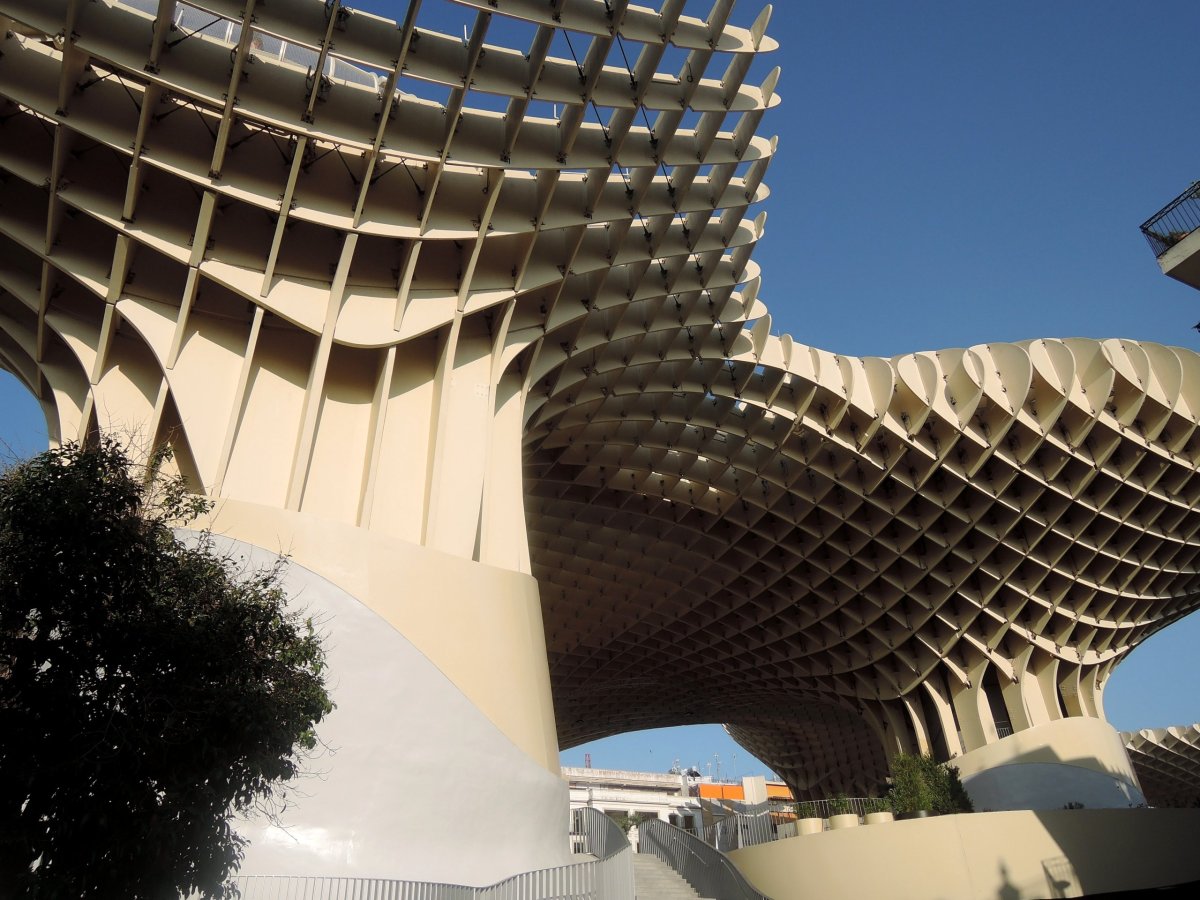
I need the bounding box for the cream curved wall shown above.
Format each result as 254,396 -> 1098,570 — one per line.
187,530 -> 572,885
729,808 -> 1200,900
954,718 -> 1144,811
198,498 -> 560,773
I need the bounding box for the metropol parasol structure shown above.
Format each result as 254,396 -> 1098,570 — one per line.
1,0 -> 1199,887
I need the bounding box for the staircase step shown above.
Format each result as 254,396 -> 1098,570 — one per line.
633,853 -> 703,899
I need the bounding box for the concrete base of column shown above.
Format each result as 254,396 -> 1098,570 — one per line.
954,718 -> 1145,812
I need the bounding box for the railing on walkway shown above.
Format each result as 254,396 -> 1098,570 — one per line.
787,797 -> 892,821
702,797 -> 894,851
120,0 -> 382,90
705,804 -> 774,851
219,809 -> 633,900
639,818 -> 769,900
1141,182 -> 1200,258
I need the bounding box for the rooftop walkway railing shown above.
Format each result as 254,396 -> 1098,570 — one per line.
120,0 -> 382,90
704,797 -> 893,850
214,808 -> 634,900
639,818 -> 769,900
1141,182 -> 1200,258
787,797 -> 892,822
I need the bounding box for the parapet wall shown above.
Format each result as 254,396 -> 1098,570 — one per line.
729,808 -> 1200,900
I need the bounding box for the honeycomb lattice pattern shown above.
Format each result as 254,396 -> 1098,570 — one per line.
1124,725 -> 1200,808
0,0 -> 776,549
529,333 -> 1200,787
1,0 -> 1198,798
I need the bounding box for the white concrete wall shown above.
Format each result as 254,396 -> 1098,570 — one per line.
196,499 -> 561,773
954,718 -> 1145,811
964,762 -> 1143,812
189,532 -> 572,887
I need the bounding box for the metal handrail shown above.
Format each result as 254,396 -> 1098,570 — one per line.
703,807 -> 771,851
209,809 -> 633,900
1140,181 -> 1200,258
700,797 -> 895,850
639,818 -> 770,900
786,796 -> 893,820
118,0 -> 382,90
570,806 -> 634,863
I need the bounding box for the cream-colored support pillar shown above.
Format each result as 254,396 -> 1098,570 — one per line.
999,676 -> 1034,734
897,694 -> 932,756
1058,665 -> 1086,718
885,704 -> 912,755
920,679 -> 965,758
950,660 -> 999,752
1078,666 -> 1103,719
479,370 -> 533,573
424,317 -> 502,560
861,704 -> 901,760
1002,647 -> 1053,733
1087,668 -> 1107,721
1032,653 -> 1066,722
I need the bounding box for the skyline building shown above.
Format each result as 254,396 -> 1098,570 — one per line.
2,0 -> 1199,894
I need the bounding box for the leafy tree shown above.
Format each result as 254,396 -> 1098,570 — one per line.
0,440 -> 334,898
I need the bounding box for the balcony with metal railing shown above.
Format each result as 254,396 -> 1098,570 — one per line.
1140,182 -> 1200,291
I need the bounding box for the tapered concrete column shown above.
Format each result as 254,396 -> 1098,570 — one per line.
899,694 -> 933,756
951,661 -> 999,752
1000,677 -> 1035,733
1058,666 -> 1086,718
921,680 -> 965,758
1004,648 -> 1054,732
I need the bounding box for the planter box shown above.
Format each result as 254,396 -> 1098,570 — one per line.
864,811 -> 894,825
797,817 -> 824,835
828,813 -> 860,830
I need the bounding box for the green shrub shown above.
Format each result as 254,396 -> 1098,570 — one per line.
795,800 -> 822,819
886,753 -> 974,815
864,797 -> 894,814
828,795 -> 854,815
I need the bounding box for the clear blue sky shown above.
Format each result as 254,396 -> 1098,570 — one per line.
3,0 -> 1198,778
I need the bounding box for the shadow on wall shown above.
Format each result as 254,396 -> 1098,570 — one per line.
726,807 -> 1200,900
995,857 -> 1072,899
962,757 -> 1143,812
954,721 -> 1145,812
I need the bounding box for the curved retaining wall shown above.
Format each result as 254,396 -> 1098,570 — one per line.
729,808 -> 1200,900
954,718 -> 1145,811
189,524 -> 571,887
